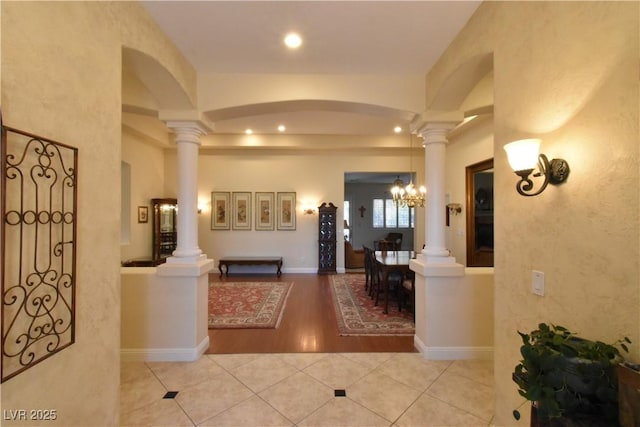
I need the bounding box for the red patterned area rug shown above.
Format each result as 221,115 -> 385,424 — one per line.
330,274 -> 414,336
208,282 -> 293,329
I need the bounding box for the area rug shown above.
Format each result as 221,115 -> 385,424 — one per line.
208,282 -> 293,329
329,274 -> 414,336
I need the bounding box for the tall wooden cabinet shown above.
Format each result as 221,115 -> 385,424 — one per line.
317,202 -> 338,274
152,198 -> 177,263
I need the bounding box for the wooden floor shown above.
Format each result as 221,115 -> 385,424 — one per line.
207,273 -> 416,354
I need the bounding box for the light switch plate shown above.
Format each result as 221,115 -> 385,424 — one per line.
532,270 -> 545,296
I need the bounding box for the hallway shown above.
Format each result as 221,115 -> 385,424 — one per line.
120,273 -> 495,426
120,352 -> 494,426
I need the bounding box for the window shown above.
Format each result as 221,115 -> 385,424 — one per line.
373,198 -> 414,228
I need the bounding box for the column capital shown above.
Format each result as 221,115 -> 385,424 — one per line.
410,110 -> 463,145
159,110 -> 214,145
165,121 -> 210,146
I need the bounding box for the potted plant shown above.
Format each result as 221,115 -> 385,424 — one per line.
512,323 -> 631,426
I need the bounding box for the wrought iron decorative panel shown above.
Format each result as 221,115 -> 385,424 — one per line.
1,125 -> 78,383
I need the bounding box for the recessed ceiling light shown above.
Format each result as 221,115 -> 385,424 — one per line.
394,126 -> 402,133
284,32 -> 302,49
245,129 -> 253,135
278,125 -> 286,132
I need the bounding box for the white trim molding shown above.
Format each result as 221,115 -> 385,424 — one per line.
414,335 -> 493,360
121,336 -> 210,362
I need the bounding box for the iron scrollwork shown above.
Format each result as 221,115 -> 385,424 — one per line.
1,125 -> 78,383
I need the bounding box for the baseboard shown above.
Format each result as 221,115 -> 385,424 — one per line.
121,336 -> 210,362
283,267 -> 320,274
414,335 -> 493,360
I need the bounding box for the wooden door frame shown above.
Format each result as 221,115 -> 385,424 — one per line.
465,158 -> 494,267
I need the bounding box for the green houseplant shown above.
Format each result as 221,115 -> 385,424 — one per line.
513,323 -> 631,426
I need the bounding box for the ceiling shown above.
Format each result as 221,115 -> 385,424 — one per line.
140,1 -> 482,135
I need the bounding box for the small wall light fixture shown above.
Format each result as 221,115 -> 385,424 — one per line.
302,202 -> 317,215
446,203 -> 462,215
503,138 -> 570,197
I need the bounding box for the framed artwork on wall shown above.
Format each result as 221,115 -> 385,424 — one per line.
255,192 -> 274,231
211,192 -> 230,230
137,206 -> 148,223
232,192 -> 252,230
277,192 -> 296,230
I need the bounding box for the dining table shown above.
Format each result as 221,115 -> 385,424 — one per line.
374,250 -> 416,314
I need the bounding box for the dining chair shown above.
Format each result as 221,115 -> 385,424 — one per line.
371,256 -> 403,309
363,246 -> 373,293
398,270 -> 415,318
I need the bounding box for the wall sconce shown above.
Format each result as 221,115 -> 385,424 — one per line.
446,203 -> 462,215
197,200 -> 209,214
301,200 -> 317,215
504,138 -> 570,197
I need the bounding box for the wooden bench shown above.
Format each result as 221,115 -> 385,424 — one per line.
218,256 -> 283,277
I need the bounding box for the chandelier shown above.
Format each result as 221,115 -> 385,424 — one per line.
391,132 -> 426,208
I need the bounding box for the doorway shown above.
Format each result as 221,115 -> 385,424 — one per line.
466,159 -> 494,267
344,172 -> 416,251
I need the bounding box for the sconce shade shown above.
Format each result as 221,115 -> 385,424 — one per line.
504,138 -> 570,197
504,139 -> 541,172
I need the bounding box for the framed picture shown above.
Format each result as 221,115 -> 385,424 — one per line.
137,206 -> 148,223
277,192 -> 296,230
211,192 -> 230,230
232,192 -> 252,230
255,192 -> 274,231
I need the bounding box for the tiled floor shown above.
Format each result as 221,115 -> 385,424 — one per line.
120,353 -> 494,426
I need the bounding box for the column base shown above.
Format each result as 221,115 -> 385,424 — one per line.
158,256 -> 214,277
168,248 -> 204,262
411,253 -> 464,276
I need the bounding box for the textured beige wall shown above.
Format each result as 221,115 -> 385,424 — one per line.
120,130 -> 167,262
166,143 -> 427,270
198,73 -> 426,113
427,2 -> 639,425
1,2 -> 194,425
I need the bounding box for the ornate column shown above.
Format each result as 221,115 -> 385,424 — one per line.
148,117 -> 214,361
419,126 -> 454,264
410,111 -> 467,360
164,120 -> 209,265
413,112 -> 463,264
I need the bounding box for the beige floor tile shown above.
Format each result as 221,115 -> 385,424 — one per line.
277,352 -> 330,370
395,394 -> 488,427
426,371 -> 494,422
340,352 -> 396,370
199,395 -> 293,427
120,372 -> 169,415
377,354 -> 451,391
303,354 -> 372,389
259,371 -> 334,424
347,371 -> 422,423
445,359 -> 494,387
121,361 -> 155,384
176,371 -> 254,424
298,397 -> 391,427
147,357 -> 226,391
120,398 -> 194,427
119,353 -> 496,427
207,353 -> 262,371
229,354 -> 299,393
